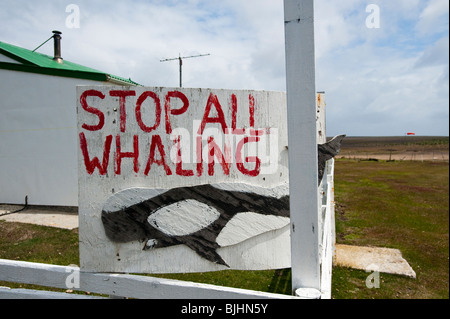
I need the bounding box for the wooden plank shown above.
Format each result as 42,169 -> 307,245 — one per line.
324,159 -> 336,299
328,159 -> 337,264
0,259 -> 297,299
316,93 -> 327,145
319,160 -> 334,299
284,0 -> 320,293
81,271 -> 296,299
0,259 -> 76,290
0,287 -> 104,299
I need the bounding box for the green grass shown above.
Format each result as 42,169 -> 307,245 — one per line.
0,222 -> 80,292
1,160 -> 448,298
333,159 -> 449,299
152,268 -> 293,295
0,222 -> 79,265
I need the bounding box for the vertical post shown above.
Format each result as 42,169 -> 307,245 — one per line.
179,56 -> 183,88
316,92 -> 327,145
284,0 -> 321,296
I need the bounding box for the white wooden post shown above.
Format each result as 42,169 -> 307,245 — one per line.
284,0 -> 321,296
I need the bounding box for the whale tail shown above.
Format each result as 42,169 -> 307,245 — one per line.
181,235 -> 229,267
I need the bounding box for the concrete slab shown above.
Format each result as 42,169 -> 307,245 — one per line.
335,244 -> 416,278
0,205 -> 78,230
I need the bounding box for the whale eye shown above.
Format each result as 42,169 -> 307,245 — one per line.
145,239 -> 158,249
148,200 -> 220,237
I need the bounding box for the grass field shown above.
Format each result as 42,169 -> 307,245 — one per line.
1,137 -> 448,299
332,159 -> 449,299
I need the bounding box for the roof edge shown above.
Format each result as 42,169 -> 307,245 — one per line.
0,61 -> 108,82
106,75 -> 141,86
0,47 -> 36,66
1,41 -> 140,86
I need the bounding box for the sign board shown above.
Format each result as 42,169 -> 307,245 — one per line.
77,86 -> 291,273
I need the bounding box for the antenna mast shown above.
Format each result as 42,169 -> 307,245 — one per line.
160,53 -> 210,87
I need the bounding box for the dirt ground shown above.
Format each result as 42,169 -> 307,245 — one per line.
336,136 -> 449,162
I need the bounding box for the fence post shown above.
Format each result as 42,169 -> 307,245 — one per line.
284,0 -> 321,296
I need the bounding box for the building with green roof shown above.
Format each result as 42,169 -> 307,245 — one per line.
0,37 -> 140,85
0,32 -> 139,206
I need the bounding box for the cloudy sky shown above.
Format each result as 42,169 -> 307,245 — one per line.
1,0 -> 448,136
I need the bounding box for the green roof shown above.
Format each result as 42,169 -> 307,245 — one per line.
0,40 -> 140,85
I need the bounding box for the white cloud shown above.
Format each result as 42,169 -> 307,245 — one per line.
416,0 -> 449,36
415,36 -> 450,68
314,0 -> 449,136
314,0 -> 363,58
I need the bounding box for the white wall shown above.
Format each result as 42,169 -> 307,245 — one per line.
0,68 -> 111,206
0,55 -> 20,63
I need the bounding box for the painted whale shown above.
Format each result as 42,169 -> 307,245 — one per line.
101,135 -> 345,267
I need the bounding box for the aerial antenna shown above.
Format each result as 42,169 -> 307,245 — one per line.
160,53 -> 210,87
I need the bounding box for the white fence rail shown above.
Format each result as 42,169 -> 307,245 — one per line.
0,258 -> 297,299
319,159 -> 336,299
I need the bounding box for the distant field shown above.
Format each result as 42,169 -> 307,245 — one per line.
337,136 -> 449,161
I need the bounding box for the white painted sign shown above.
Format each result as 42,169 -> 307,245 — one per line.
77,86 -> 291,273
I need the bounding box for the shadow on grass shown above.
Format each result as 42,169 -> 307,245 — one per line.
268,268 -> 292,295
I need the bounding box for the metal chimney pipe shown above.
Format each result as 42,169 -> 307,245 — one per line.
52,30 -> 63,63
